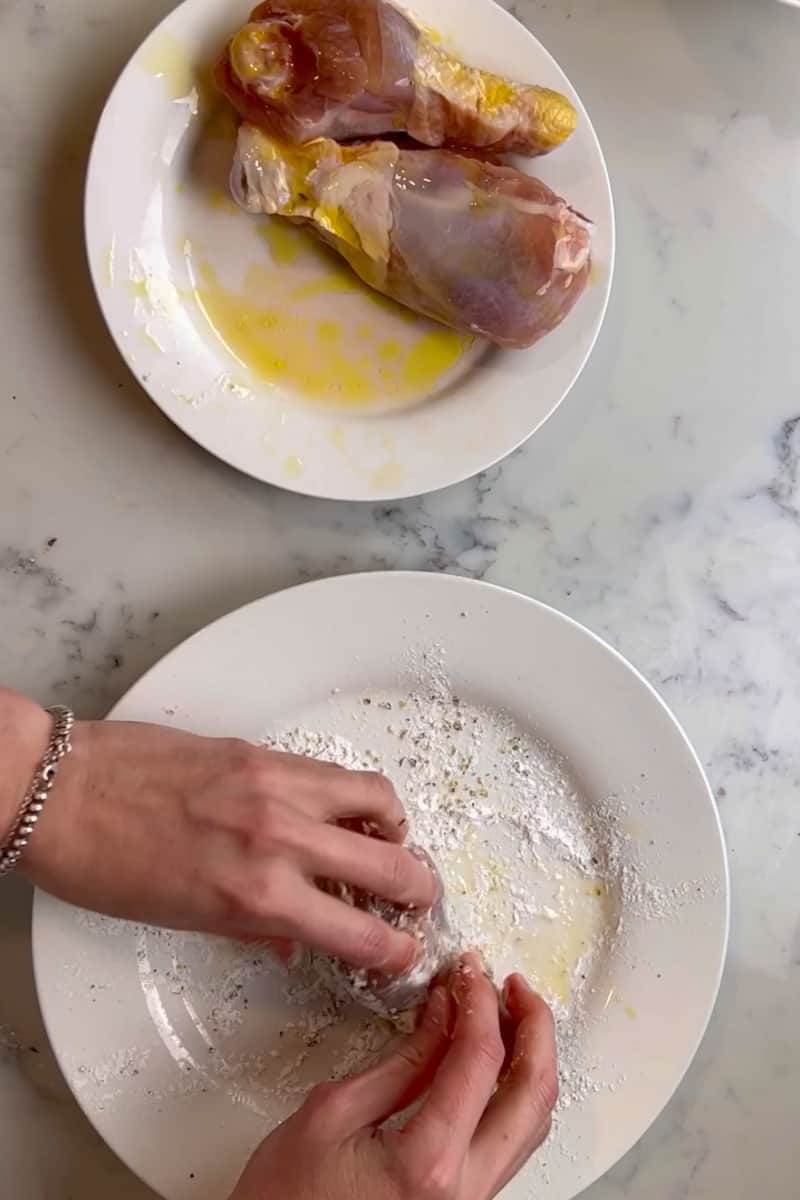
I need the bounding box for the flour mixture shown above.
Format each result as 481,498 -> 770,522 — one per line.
73,664 -> 631,1144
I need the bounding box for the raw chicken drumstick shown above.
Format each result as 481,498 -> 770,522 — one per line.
231,123 -> 591,348
216,0 -> 576,155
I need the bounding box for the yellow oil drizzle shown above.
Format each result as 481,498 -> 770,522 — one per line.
513,916 -> 597,1007
416,36 -> 574,143
480,74 -> 518,112
284,255 -> 419,326
317,318 -> 340,343
284,455 -> 303,478
127,278 -> 148,302
188,256 -> 474,411
102,242 -> 116,287
369,463 -> 407,492
141,32 -> 195,100
125,270 -> 182,321
420,24 -> 443,44
417,39 -> 517,119
446,844 -> 610,1008
192,263 -> 375,407
418,24 -> 457,50
141,34 -> 234,141
230,27 -> 272,83
324,422 -> 404,491
404,330 -> 464,392
259,219 -> 306,267
208,188 -> 240,215
588,260 -> 604,288
603,989 -> 636,1019
289,272 -> 364,302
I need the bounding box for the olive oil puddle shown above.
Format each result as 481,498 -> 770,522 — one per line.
141,31 -> 484,414
186,220 -> 479,413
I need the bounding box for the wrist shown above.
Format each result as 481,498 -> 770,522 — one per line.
19,718 -> 90,891
0,689 -> 51,844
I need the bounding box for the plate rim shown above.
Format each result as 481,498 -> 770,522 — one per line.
33,571 -> 729,1199
83,0 -> 617,502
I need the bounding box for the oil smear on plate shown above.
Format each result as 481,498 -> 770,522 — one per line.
131,31 -> 484,416
142,31 -> 197,101
185,229 -> 480,414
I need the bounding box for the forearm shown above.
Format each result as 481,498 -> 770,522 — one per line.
0,688 -> 51,843
0,701 -> 436,969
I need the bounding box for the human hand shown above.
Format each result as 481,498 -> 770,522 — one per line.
22,717 -> 437,973
231,952 -> 558,1200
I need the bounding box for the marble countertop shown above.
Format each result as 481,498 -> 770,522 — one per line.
1,0 -> 799,1196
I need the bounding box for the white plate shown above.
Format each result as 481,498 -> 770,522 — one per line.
85,0 -> 614,501
34,573 -> 727,1200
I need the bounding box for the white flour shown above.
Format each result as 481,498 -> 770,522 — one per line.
257,668 -> 625,1125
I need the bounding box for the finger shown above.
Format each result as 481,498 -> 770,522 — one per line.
260,936 -> 303,968
311,985 -> 452,1137
275,881 -> 420,974
273,755 -> 408,843
470,975 -> 559,1197
305,823 -> 439,910
404,953 -> 505,1164
227,926 -> 308,970
320,769 -> 408,844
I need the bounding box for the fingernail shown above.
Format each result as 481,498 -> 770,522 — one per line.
461,950 -> 484,975
451,953 -> 474,1001
416,984 -> 445,1029
398,933 -> 421,974
425,984 -> 448,1027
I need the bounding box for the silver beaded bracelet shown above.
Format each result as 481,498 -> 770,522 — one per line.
0,706 -> 74,877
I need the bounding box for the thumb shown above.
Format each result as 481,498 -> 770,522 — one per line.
322,985 -> 451,1136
